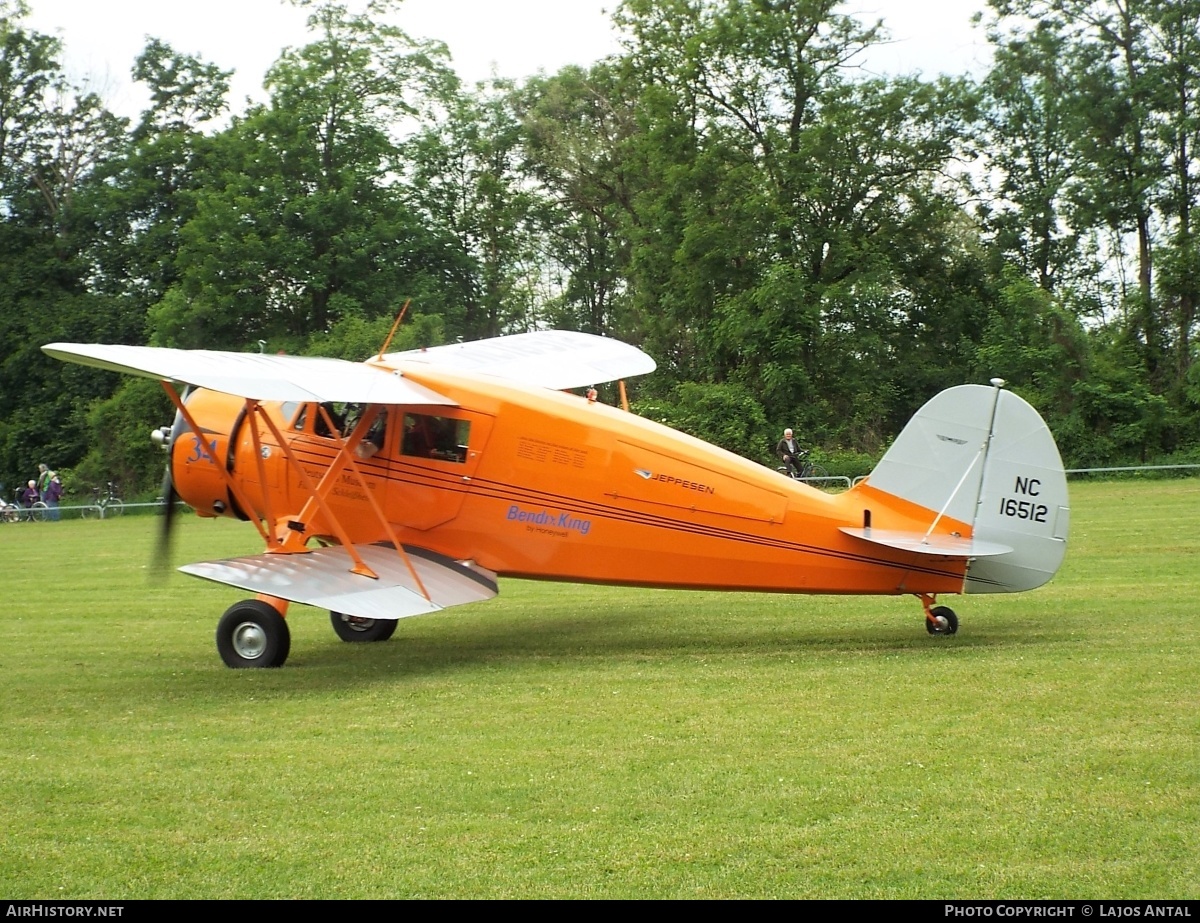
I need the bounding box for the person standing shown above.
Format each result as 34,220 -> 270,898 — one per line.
43,471 -> 62,521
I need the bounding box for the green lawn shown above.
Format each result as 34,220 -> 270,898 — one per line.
1,479 -> 1196,898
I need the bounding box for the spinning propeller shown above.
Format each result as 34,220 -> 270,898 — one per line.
150,401 -> 188,576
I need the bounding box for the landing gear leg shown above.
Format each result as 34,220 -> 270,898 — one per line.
917,594 -> 959,635
216,598 -> 291,668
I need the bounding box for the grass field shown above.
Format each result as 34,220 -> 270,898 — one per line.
1,479 -> 1197,899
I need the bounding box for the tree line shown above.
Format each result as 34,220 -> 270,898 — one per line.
2,0 -> 1198,498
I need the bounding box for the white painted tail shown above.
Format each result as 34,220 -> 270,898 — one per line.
866,383 -> 1069,593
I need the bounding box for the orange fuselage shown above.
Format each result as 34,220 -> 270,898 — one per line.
171,363 -> 970,598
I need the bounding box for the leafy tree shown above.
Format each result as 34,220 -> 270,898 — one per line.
408,80 -> 545,339
634,381 -> 772,463
977,21 -> 1084,294
984,0 -> 1200,396
591,0 -> 981,449
0,4 -> 136,492
0,0 -> 58,212
517,63 -> 645,339
149,0 -> 459,351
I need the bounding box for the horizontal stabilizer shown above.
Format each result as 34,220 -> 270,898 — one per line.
42,343 -> 456,406
180,544 -> 497,620
387,330 -> 656,390
840,527 -> 1013,557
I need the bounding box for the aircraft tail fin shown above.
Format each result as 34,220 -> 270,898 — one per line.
861,382 -> 1069,594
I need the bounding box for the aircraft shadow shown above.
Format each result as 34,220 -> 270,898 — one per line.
282,602 -> 1040,682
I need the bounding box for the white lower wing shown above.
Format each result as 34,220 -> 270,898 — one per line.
385,330 -> 656,390
180,544 -> 498,620
43,343 -> 456,405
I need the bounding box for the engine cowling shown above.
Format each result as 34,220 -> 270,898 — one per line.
168,388 -> 245,519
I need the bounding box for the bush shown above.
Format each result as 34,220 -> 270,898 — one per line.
634,382 -> 774,465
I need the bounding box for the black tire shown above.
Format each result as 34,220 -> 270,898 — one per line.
80,504 -> 96,520
330,611 -> 398,643
925,605 -> 959,635
216,600 -> 291,668
104,498 -> 124,518
803,464 -> 829,481
1,505 -> 17,523
28,501 -> 48,522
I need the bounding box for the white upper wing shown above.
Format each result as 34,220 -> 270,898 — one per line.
42,343 -> 456,405
385,330 -> 656,389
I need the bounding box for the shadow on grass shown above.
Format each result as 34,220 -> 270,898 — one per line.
204,592 -> 1059,687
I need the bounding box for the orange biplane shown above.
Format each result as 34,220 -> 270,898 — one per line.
44,331 -> 1069,668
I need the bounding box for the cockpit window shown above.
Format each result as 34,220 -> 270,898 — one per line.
280,401 -> 300,428
401,413 -> 469,463
357,409 -> 387,459
294,403 -> 383,450
313,402 -> 347,439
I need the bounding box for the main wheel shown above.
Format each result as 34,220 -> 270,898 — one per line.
216,600 -> 291,668
925,605 -> 959,635
330,611 -> 398,643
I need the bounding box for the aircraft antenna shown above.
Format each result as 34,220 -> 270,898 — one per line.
376,299 -> 411,360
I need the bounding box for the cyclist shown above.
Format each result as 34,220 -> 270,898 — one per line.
20,479 -> 40,506
776,428 -> 805,478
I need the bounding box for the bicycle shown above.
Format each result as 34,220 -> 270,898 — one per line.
81,482 -> 124,519
778,450 -> 829,483
7,492 -> 48,522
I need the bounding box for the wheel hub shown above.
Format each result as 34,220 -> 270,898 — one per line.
231,621 -> 267,659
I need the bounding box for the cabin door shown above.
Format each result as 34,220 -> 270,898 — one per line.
387,408 -> 494,531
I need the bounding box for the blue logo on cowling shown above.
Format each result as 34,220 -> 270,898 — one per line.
186,435 -> 218,464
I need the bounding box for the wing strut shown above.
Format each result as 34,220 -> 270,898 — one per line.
251,403 -> 433,602
162,381 -> 432,600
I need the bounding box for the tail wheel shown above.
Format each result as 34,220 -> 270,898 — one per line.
925,605 -> 959,635
330,611 -> 398,643
216,600 -> 291,668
